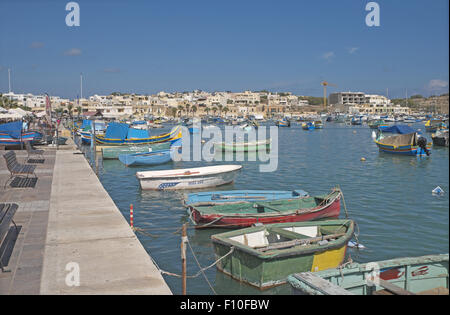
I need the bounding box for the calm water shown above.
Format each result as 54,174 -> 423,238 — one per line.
81,122 -> 449,295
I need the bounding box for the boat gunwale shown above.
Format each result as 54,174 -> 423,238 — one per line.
190,190 -> 341,218
211,219 -> 354,260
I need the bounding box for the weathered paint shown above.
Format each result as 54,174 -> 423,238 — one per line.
311,246 -> 347,272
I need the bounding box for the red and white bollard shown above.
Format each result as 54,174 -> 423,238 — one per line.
130,204 -> 134,229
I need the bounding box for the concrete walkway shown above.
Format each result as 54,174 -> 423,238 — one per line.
40,141 -> 171,294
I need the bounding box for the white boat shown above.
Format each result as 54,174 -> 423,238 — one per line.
136,165 -> 242,190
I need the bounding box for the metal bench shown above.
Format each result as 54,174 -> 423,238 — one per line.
25,141 -> 45,161
2,151 -> 37,189
0,203 -> 19,272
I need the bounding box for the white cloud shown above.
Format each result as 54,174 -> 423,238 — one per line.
348,47 -> 359,54
30,42 -> 44,49
322,51 -> 335,61
64,48 -> 82,56
428,79 -> 448,90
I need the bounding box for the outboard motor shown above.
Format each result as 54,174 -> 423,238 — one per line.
417,136 -> 431,156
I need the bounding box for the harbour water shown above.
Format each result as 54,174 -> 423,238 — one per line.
81,122 -> 449,295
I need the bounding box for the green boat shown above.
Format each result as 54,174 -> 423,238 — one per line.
368,119 -> 388,129
214,138 -> 271,152
211,219 -> 354,290
287,254 -> 449,295
102,142 -> 171,159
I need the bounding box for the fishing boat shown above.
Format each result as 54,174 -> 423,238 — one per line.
95,124 -> 182,145
314,121 -> 323,129
425,120 -> 447,133
368,120 -> 388,129
0,121 -> 43,146
184,189 -> 309,206
351,117 -> 363,125
187,188 -> 342,228
432,129 -> 449,147
214,138 -> 271,152
211,219 -> 354,289
373,125 -> 431,156
118,140 -> 182,166
302,122 -> 315,130
136,165 -> 242,190
276,119 -> 290,127
287,254 -> 449,295
102,141 -> 173,159
119,149 -> 173,166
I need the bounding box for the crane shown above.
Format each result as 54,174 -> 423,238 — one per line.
321,81 -> 337,111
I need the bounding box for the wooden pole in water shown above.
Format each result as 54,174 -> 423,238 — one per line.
181,223 -> 187,295
129,204 -> 134,229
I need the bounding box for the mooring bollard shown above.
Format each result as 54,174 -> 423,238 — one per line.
130,204 -> 134,229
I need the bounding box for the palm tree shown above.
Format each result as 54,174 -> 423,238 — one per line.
185,104 -> 190,117
212,107 -> 218,116
170,107 -> 177,118
191,105 -> 197,117
76,106 -> 82,118
218,104 -> 223,117
177,105 -> 184,117
222,106 -> 229,117
67,104 -> 73,118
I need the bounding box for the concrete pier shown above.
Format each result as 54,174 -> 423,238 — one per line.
1,138 -> 171,295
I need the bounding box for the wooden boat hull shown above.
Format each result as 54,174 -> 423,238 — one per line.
212,220 -> 354,289
184,189 -> 309,205
119,149 -> 173,166
188,189 -> 341,228
0,131 -> 43,146
432,134 -> 449,147
375,141 -> 432,156
102,142 -> 172,159
95,126 -> 182,145
288,254 -> 449,295
214,139 -> 271,152
136,165 -> 242,190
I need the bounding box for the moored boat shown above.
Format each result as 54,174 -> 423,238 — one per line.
0,121 -> 43,146
432,129 -> 449,147
287,254 -> 449,295
136,165 -> 242,190
302,122 -> 315,130
95,124 -> 182,145
373,125 -> 431,156
184,189 -> 309,206
214,138 -> 271,152
211,219 -> 354,289
187,188 -> 342,228
102,141 -> 173,159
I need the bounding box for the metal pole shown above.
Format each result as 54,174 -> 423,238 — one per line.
181,223 -> 187,295
8,68 -> 11,93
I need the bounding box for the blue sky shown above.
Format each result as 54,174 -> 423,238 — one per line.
0,0 -> 448,99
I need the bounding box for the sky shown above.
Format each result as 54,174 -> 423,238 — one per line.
0,0 -> 448,99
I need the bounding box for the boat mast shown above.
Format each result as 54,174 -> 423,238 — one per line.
8,68 -> 11,93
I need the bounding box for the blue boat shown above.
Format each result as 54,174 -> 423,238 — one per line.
0,121 -> 43,146
184,189 -> 309,206
302,122 -> 315,130
118,139 -> 182,166
96,124 -> 181,145
373,125 -> 432,156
